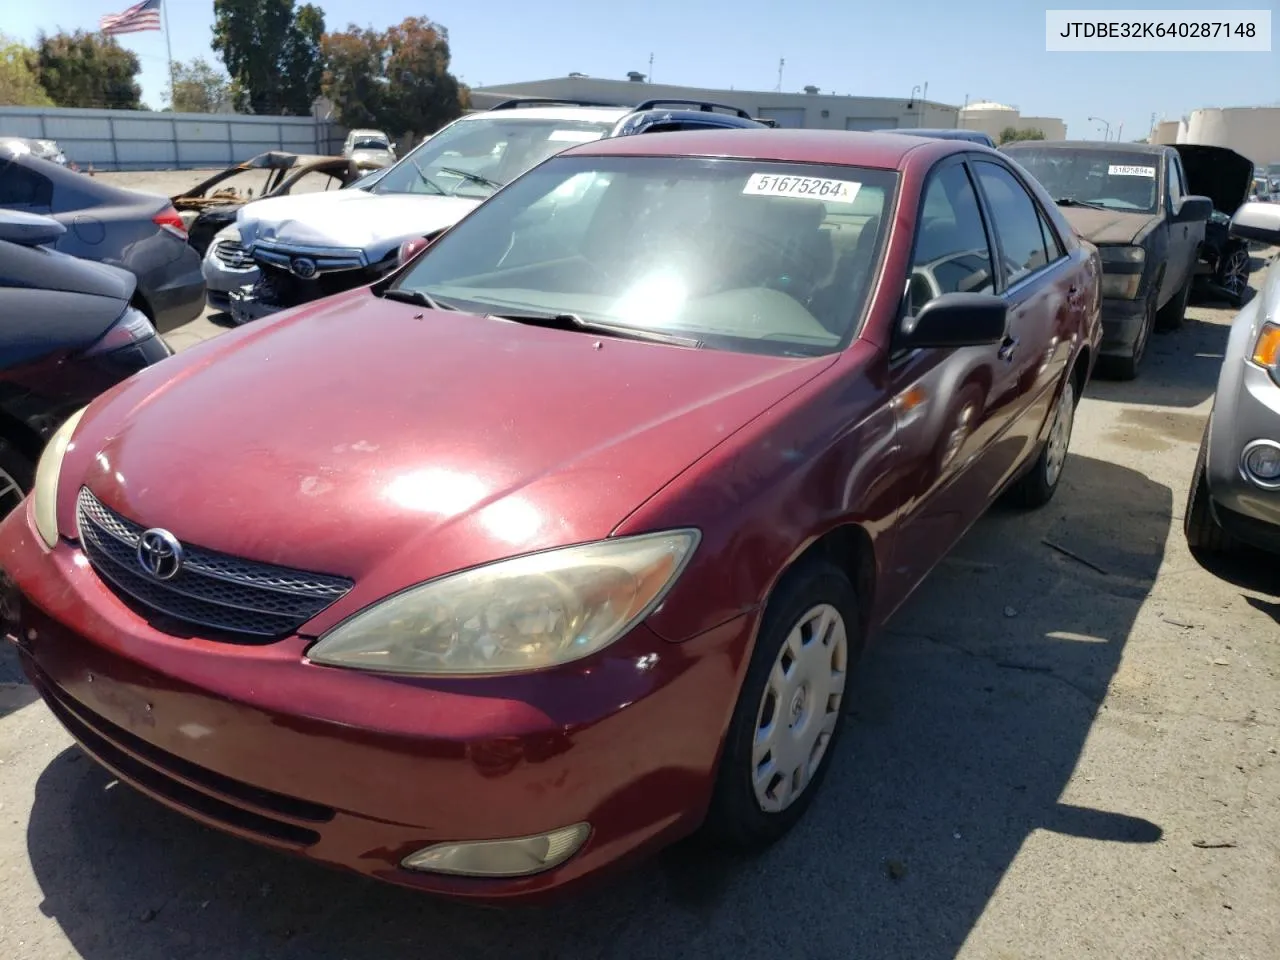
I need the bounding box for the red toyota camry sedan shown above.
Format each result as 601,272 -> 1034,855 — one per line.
0,130 -> 1101,901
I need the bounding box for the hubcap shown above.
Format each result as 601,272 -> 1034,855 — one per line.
752,603 -> 848,813
0,468 -> 24,519
1045,380 -> 1075,487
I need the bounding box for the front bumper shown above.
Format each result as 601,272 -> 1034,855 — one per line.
227,287 -> 286,325
1205,362 -> 1280,552
0,507 -> 753,901
1098,296 -> 1148,357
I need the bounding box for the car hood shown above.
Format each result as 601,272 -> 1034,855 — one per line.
235,190 -> 480,262
1174,144 -> 1254,216
1057,206 -> 1160,245
66,289 -> 829,628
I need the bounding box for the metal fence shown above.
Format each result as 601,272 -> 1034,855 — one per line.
0,106 -> 347,171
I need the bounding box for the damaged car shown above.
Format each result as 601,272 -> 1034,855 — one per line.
1002,140 -> 1211,379
174,151 -> 382,259
1173,144 -> 1255,308
225,98 -> 770,324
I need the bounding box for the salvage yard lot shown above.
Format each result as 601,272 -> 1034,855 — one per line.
0,170 -> 1277,960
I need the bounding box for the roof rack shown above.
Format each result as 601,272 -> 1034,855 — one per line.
489,97 -> 629,111
632,99 -> 755,121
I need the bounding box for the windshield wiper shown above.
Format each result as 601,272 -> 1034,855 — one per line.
408,158 -> 446,195
1054,197 -> 1110,210
438,166 -> 504,192
487,311 -> 703,348
379,288 -> 456,311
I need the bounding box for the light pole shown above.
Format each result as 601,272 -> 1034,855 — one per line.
1088,115 -> 1111,140
910,85 -> 922,126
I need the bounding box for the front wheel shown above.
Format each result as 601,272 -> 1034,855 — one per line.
1156,273 -> 1192,331
1213,245 -> 1250,309
1099,292 -> 1155,381
705,560 -> 860,849
1184,424 -> 1233,554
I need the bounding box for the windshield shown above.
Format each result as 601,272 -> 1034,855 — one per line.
353,137 -> 389,151
370,116 -> 615,200
1005,148 -> 1162,213
392,155 -> 896,357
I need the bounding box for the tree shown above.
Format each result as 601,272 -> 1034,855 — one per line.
168,57 -> 232,113
30,30 -> 142,109
998,126 -> 1046,145
321,17 -> 466,140
0,35 -> 53,106
212,0 -> 326,115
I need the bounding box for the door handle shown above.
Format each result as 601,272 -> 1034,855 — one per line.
998,336 -> 1019,362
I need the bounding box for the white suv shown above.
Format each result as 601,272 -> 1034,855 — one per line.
204,98 -> 769,322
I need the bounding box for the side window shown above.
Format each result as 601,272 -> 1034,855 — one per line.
1166,157 -> 1184,211
907,162 -> 995,315
0,163 -> 54,209
1037,206 -> 1066,262
972,161 -> 1052,286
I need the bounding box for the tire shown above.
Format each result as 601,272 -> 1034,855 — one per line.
0,437 -> 35,522
1184,422 -> 1233,554
1098,291 -> 1156,381
1213,245 -> 1250,309
705,559 -> 861,849
1156,273 -> 1192,331
1008,375 -> 1077,508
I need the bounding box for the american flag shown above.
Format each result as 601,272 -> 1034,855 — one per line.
99,0 -> 163,35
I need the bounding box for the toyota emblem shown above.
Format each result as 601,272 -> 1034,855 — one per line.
137,529 -> 184,581
290,256 -> 318,279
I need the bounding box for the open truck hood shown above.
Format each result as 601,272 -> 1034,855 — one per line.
1174,144 -> 1254,216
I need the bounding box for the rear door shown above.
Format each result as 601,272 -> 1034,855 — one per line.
968,157 -> 1068,484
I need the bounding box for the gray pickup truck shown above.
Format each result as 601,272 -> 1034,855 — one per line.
1002,141 -> 1212,379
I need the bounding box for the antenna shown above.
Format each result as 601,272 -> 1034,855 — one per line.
776,57 -> 785,92
648,52 -> 654,82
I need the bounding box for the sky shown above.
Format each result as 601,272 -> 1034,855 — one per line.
7,0 -> 1278,142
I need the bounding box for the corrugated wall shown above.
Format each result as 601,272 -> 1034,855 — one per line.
0,107 -> 347,170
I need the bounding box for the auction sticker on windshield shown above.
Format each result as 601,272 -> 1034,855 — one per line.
1108,164 -> 1156,177
549,129 -> 602,142
743,173 -> 861,203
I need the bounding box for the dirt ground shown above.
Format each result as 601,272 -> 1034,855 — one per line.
0,172 -> 1277,959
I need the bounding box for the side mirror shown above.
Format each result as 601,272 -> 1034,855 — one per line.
1230,201 -> 1280,245
1174,195 -> 1213,223
899,293 -> 1008,350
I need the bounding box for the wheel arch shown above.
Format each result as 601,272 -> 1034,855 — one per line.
765,522 -> 878,644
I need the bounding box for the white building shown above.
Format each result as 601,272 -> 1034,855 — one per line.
1150,107 -> 1280,168
470,74 -> 960,131
958,101 -> 1067,141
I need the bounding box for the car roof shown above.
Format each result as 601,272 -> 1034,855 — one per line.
565,128 -> 955,170
460,105 -> 634,124
1003,139 -> 1166,155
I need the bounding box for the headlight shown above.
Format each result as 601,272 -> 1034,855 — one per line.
308,529 -> 700,676
1098,245 -> 1145,299
32,408 -> 88,549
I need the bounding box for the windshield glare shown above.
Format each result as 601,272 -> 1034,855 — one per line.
371,117 -> 615,200
1006,149 -> 1161,213
394,155 -> 896,356
353,138 -> 389,150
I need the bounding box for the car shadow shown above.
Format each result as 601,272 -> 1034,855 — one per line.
1087,313 -> 1230,409
24,454 -> 1167,960
1188,545 -> 1280,601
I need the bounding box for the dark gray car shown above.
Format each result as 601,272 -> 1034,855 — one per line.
0,142 -> 205,333
1185,202 -> 1280,557
1001,140 -> 1213,380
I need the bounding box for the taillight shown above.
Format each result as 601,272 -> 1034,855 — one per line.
83,306 -> 160,356
153,206 -> 188,240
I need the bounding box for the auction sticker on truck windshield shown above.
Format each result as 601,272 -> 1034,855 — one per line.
1108,164 -> 1157,177
743,173 -> 861,203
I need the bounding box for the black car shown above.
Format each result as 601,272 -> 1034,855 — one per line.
0,142 -> 205,334
1002,140 -> 1213,379
0,211 -> 172,519
1174,144 -> 1256,308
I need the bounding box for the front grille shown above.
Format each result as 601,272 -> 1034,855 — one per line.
213,239 -> 253,269
250,241 -> 368,275
34,671 -> 331,847
76,487 -> 353,640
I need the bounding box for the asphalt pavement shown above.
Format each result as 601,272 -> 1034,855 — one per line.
0,177 -> 1277,959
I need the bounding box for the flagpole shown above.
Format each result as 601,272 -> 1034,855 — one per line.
160,0 -> 176,108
